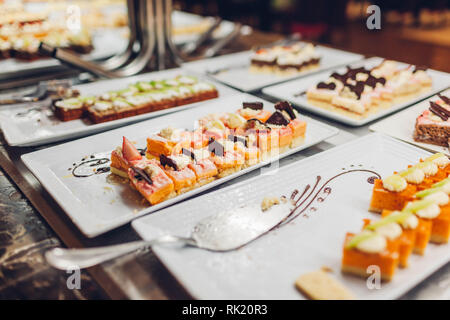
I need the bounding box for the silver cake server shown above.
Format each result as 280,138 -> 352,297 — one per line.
46,201 -> 294,270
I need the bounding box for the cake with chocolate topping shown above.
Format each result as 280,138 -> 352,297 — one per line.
413,93 -> 450,147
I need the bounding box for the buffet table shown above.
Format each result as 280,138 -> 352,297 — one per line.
1,29 -> 449,300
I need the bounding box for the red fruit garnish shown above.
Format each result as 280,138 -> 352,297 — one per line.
122,136 -> 142,161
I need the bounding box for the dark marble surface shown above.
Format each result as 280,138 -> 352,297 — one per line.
0,166 -> 107,299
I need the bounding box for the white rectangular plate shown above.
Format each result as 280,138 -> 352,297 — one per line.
182,46 -> 363,92
370,88 -> 450,155
21,93 -> 338,237
262,57 -> 450,126
0,68 -> 237,147
132,133 -> 449,300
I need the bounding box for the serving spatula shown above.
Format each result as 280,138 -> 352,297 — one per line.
46,201 -> 294,270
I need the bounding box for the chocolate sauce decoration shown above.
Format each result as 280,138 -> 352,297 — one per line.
316,82 -> 336,90
182,148 -> 196,161
265,111 -> 289,126
244,118 -> 271,131
228,134 -> 248,147
242,102 -> 263,110
132,167 -> 153,185
208,139 -> 224,157
438,94 -> 450,105
160,154 -> 178,171
274,101 -> 296,120
71,157 -> 110,178
429,101 -> 450,121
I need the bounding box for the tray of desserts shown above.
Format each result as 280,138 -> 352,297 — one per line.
370,89 -> 450,155
21,94 -> 339,237
262,57 -> 450,126
132,133 -> 450,299
182,43 -> 364,92
0,69 -> 238,147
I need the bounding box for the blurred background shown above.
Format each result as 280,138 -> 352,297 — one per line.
0,0 -> 449,71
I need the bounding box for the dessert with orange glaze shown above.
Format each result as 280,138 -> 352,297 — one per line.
208,139 -> 244,178
341,231 -> 399,281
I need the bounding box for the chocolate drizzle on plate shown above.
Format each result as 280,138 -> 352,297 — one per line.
132,167 -> 153,185
265,111 -> 290,126
71,156 -> 110,178
242,102 -> 263,110
275,101 -> 297,120
160,154 -> 178,171
413,65 -> 428,73
429,101 -> 450,121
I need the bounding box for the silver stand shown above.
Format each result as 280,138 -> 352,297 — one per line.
39,0 -> 243,78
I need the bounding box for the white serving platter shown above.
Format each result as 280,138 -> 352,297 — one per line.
182,46 -> 364,92
370,88 -> 450,155
0,68 -> 237,147
132,133 -> 448,300
21,93 -> 339,237
262,57 -> 450,126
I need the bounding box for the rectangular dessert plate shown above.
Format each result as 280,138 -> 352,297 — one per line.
369,88 -> 450,155
132,133 -> 448,300
0,68 -> 237,147
262,57 -> 450,126
21,93 -> 338,237
182,46 -> 364,92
